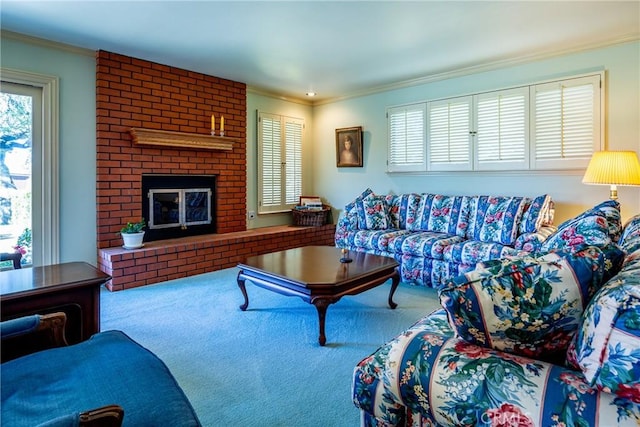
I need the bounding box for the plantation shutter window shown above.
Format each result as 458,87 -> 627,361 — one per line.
531,74 -> 601,169
258,111 -> 304,213
427,96 -> 472,171
475,88 -> 528,170
386,72 -> 602,174
387,103 -> 426,172
284,119 -> 303,205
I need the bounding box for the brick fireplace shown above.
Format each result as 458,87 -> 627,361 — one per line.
95,50 -> 247,249
95,51 -> 335,290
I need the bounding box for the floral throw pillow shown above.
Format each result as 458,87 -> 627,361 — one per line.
415,194 -> 469,237
620,213 -> 640,255
540,211 -> 610,252
356,194 -> 390,230
471,196 -> 527,246
556,200 -> 622,243
439,246 -> 605,359
566,270 -> 640,395
344,187 -> 374,214
520,194 -> 552,233
398,193 -> 422,231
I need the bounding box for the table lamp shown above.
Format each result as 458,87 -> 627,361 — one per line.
582,151 -> 640,200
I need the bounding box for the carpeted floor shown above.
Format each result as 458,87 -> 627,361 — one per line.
101,267 -> 441,426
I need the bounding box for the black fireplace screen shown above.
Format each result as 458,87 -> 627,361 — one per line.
142,175 -> 216,241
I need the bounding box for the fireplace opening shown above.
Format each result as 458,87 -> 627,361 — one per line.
142,174 -> 216,242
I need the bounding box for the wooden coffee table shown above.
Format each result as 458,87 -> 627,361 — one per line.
236,246 -> 400,346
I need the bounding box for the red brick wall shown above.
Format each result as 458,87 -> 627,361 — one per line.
96,50 -> 247,249
99,224 -> 336,291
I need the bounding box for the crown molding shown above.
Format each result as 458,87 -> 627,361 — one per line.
312,33 -> 640,106
4,29 -> 638,107
1,30 -> 95,57
246,86 -> 313,106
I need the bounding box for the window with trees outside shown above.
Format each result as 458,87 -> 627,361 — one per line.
1,70 -> 59,269
387,73 -> 602,173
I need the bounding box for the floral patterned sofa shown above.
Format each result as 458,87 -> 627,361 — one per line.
352,204 -> 639,427
335,188 -> 556,288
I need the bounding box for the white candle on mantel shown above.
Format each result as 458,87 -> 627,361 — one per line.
211,114 -> 215,130
221,116 -> 225,132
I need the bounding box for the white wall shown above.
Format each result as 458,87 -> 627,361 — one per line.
1,35 -> 97,265
312,41 -> 640,224
2,33 -> 638,266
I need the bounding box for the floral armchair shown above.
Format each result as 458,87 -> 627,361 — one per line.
352,206 -> 640,426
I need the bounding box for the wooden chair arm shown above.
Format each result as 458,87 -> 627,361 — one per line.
79,405 -> 124,427
36,312 -> 69,347
1,312 -> 68,362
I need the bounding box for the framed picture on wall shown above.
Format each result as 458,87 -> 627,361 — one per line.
336,126 -> 363,167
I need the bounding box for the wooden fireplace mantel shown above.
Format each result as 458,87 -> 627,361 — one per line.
129,128 -> 241,151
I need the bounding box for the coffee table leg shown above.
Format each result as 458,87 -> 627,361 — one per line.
237,274 -> 249,311
388,272 -> 400,309
312,299 -> 331,346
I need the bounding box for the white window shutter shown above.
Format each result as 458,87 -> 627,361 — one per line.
284,119 -> 303,205
257,112 -> 304,213
258,112 -> 282,209
427,96 -> 472,171
387,103 -> 426,172
475,88 -> 528,170
531,74 -> 601,169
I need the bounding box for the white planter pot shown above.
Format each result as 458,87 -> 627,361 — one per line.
122,232 -> 145,249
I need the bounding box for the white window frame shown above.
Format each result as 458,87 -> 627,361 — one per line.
387,103 -> 427,172
474,87 -> 529,171
257,111 -> 304,214
530,74 -> 602,170
427,96 -> 473,172
387,72 -> 603,173
1,68 -> 59,265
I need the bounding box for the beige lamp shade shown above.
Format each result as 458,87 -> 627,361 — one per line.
582,150 -> 640,200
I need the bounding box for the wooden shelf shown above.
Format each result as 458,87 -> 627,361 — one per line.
129,128 -> 241,151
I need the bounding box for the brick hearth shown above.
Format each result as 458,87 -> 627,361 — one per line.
99,225 -> 336,291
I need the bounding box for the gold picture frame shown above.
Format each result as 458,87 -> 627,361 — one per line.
336,126 -> 363,167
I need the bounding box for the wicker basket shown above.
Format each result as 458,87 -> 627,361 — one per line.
292,205 -> 331,226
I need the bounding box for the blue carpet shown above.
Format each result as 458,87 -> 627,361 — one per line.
101,267 -> 441,426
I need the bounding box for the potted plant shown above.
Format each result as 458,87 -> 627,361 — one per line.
120,218 -> 146,249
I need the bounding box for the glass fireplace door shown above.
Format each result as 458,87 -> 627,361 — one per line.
149,188 -> 211,230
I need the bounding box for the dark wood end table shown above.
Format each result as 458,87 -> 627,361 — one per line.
0,262 -> 111,344
237,246 -> 400,346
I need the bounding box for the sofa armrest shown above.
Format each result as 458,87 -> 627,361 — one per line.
1,312 -> 68,362
335,209 -> 356,247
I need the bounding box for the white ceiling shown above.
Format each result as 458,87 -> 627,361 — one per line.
1,1 -> 639,102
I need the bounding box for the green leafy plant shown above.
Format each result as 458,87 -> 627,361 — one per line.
120,218 -> 146,234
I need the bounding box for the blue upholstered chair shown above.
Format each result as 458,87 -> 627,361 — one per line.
1,312 -> 201,427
